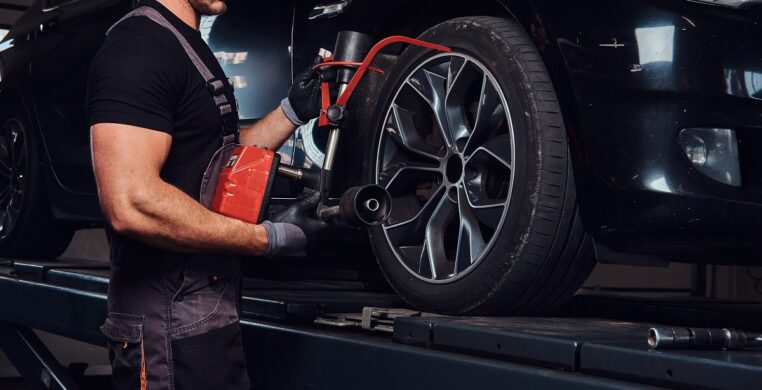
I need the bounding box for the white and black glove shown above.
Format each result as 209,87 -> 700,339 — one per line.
280,58 -> 323,126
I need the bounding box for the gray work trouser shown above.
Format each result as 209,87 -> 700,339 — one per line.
101,253 -> 250,390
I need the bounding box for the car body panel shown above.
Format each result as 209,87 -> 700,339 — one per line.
30,0 -> 128,194
521,1 -> 762,260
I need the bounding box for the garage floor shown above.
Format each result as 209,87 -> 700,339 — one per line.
1,229 -> 760,388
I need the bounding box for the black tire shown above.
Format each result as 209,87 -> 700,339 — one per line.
362,17 -> 595,315
0,102 -> 74,259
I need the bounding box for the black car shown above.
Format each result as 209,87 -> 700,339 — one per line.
1,0 -> 760,314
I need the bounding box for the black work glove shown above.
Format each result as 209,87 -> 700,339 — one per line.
261,190 -> 329,258
281,58 -> 323,126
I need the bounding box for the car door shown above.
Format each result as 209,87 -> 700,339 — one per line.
30,0 -> 131,194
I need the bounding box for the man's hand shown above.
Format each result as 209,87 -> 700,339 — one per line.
262,191 -> 329,258
280,59 -> 323,126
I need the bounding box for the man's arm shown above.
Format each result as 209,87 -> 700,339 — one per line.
238,106 -> 296,150
91,123 -> 268,256
239,64 -> 324,150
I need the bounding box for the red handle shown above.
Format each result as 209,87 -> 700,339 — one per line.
336,36 -> 451,107
317,35 -> 451,126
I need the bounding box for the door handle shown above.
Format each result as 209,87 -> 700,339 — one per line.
308,0 -> 351,20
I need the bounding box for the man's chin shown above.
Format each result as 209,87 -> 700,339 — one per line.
210,3 -> 227,15
190,0 -> 227,16
203,4 -> 226,16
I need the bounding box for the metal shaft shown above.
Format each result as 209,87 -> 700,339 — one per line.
318,83 -> 349,208
324,84 -> 349,172
723,328 -> 762,350
317,205 -> 341,220
277,165 -> 303,181
649,327 -> 762,350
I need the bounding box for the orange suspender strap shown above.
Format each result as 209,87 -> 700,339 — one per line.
140,340 -> 147,390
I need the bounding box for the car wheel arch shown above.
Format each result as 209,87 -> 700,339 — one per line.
0,90 -> 61,214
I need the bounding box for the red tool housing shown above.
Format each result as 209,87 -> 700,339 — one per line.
210,146 -> 280,224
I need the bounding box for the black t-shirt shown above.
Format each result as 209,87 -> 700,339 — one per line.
88,0 -> 238,265
89,0 -> 237,198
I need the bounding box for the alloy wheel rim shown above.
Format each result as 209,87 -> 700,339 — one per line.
0,118 -> 26,239
375,53 -> 516,284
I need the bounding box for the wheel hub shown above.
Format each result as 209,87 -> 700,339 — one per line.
444,155 -> 464,185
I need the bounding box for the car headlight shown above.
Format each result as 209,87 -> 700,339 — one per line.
689,0 -> 762,7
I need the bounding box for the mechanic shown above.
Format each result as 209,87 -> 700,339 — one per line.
88,0 -> 324,389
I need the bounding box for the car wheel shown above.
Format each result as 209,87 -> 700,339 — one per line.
363,17 -> 595,314
0,103 -> 74,259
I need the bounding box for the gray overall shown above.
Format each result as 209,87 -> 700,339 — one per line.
100,7 -> 247,390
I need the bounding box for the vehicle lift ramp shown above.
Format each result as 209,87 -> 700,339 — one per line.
1,258 -> 762,389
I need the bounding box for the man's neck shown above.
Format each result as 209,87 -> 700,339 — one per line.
156,0 -> 200,30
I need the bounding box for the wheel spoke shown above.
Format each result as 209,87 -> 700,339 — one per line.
0,186 -> 11,205
469,135 -> 512,170
455,185 -> 487,271
472,203 -> 505,230
422,193 -> 457,279
464,76 -> 506,156
445,60 -> 482,145
385,104 -> 445,161
3,199 -> 18,232
378,161 -> 440,189
459,168 -> 510,229
7,132 -> 16,170
446,56 -> 467,94
385,186 -> 446,247
407,67 -> 452,148
11,131 -> 24,170
8,190 -> 20,212
0,151 -> 11,174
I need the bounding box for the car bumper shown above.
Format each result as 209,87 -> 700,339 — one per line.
558,1 -> 762,259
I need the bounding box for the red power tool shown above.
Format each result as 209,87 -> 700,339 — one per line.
210,146 -> 280,224
210,32 -> 450,226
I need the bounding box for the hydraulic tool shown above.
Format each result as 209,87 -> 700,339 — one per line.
211,32 -> 451,227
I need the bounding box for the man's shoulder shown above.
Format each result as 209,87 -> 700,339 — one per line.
101,16 -> 185,62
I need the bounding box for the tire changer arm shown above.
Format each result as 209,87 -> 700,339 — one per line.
276,32 -> 451,227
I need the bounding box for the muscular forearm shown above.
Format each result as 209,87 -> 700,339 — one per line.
107,177 -> 268,256
239,106 -> 297,150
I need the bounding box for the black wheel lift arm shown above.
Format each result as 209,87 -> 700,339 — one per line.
0,322 -> 81,390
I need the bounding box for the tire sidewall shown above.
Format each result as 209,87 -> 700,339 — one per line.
364,18 -> 545,313
0,103 -> 41,251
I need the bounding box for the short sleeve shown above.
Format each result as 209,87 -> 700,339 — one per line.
88,32 -> 181,135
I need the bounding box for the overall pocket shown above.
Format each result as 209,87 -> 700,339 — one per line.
169,255 -> 238,339
101,313 -> 146,390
